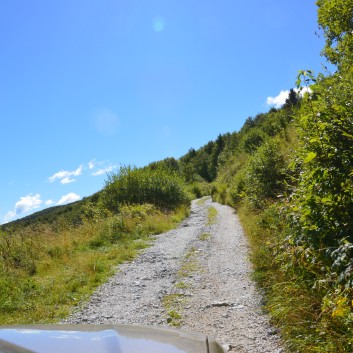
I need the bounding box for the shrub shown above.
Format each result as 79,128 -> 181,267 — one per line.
244,139 -> 286,209
186,182 -> 212,199
102,166 -> 189,212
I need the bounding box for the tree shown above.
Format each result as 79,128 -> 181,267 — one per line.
283,88 -> 300,109
317,0 -> 353,67
208,134 -> 226,180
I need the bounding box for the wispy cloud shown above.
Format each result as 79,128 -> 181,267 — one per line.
266,87 -> 312,108
56,192 -> 81,206
48,165 -> 83,184
88,159 -> 96,170
4,194 -> 42,223
92,165 -> 117,176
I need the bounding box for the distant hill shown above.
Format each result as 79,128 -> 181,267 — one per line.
1,193 -> 100,232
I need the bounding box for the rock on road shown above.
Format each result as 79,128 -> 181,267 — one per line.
64,198 -> 283,353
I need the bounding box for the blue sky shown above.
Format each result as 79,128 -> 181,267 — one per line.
1,0 -> 328,223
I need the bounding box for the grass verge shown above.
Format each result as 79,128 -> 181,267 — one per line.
0,204 -> 189,324
238,202 -> 352,352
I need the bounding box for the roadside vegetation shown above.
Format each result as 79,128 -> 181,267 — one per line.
0,167 -> 189,324
209,1 -> 353,350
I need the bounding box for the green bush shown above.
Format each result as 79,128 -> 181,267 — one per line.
244,139 -> 286,209
102,166 -> 189,212
288,70 -> 353,286
186,182 -> 212,199
0,231 -> 37,275
227,170 -> 246,207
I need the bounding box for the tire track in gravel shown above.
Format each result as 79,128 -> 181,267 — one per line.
63,197 -> 283,353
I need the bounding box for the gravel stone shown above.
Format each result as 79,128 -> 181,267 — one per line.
63,198 -> 283,352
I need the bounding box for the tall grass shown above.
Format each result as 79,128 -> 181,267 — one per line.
238,202 -> 353,352
0,204 -> 189,324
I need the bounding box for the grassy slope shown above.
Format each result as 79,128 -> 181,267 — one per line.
0,202 -> 189,324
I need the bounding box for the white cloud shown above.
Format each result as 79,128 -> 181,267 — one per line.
266,87 -> 313,108
92,165 -> 117,176
266,90 -> 290,108
56,192 -> 81,206
61,177 -> 75,184
48,165 -> 83,184
3,194 -> 42,223
88,159 -> 96,170
45,200 -> 54,206
15,194 -> 42,214
298,86 -> 312,97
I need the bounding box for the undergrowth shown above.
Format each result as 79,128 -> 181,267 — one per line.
238,202 -> 353,352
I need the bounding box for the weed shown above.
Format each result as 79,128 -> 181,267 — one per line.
207,206 -> 218,225
162,294 -> 185,327
167,310 -> 181,326
163,246 -> 203,327
196,196 -> 211,206
199,232 -> 211,241
175,281 -> 190,289
177,247 -> 201,278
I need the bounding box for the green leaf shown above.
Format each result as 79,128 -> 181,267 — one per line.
321,197 -> 333,205
341,131 -> 353,139
304,152 -> 317,163
295,78 -> 302,88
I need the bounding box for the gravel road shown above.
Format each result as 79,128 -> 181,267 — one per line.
64,197 -> 283,352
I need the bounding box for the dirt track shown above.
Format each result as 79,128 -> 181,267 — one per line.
64,197 -> 283,352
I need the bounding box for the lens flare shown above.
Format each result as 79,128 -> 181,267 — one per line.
153,17 -> 165,32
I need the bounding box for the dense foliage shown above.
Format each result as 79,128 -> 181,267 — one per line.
317,0 -> 353,68
102,165 -> 189,212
